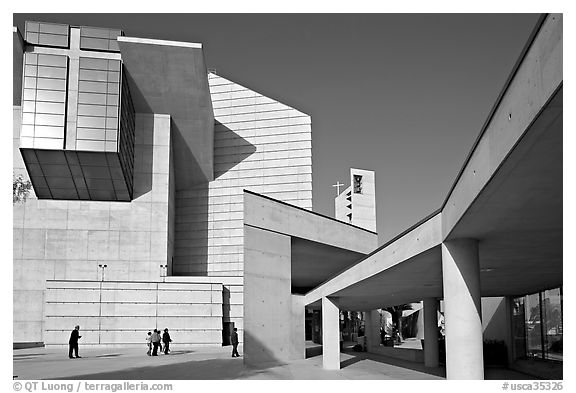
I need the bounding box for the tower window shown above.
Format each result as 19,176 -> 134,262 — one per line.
353,175 -> 363,194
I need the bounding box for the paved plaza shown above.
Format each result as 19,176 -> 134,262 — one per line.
13,343 -> 535,380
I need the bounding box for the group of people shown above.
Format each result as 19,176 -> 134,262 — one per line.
68,325 -> 243,359
146,328 -> 172,356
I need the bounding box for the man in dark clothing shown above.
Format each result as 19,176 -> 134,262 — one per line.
231,328 -> 240,357
68,325 -> 82,359
162,328 -> 172,355
151,329 -> 160,356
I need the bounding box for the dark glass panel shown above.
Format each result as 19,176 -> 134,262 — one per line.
78,80 -> 107,94
40,163 -> 70,177
78,104 -> 107,117
85,178 -> 113,190
25,21 -> 40,32
30,176 -> 48,188
525,293 -> 542,359
78,92 -> 107,105
80,37 -> 109,51
33,188 -> 52,198
543,288 -> 562,361
37,54 -> 67,67
80,57 -> 108,70
69,165 -> 84,177
90,189 -> 116,200
46,176 -> 76,189
25,32 -> 39,44
35,149 -> 67,164
81,27 -> 110,39
50,188 -> 79,200
77,116 -> 106,129
82,165 -> 111,179
36,78 -> 66,91
35,101 -> 65,114
38,34 -> 69,48
39,23 -> 69,35
26,163 -> 44,176
37,66 -> 67,79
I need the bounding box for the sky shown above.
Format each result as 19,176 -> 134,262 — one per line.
12,13 -> 542,243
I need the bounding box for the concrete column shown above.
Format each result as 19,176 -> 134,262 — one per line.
364,310 -> 380,351
322,297 -> 340,370
423,298 -> 439,367
442,239 -> 484,379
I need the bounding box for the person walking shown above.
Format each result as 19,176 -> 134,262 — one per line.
231,327 -> 240,357
146,331 -> 152,356
68,325 -> 82,359
151,329 -> 161,356
162,328 -> 172,355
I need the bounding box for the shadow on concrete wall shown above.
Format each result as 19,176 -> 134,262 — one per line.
243,330 -> 287,368
172,121 -> 256,276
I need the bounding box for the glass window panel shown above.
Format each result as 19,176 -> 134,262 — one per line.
108,60 -> 121,71
106,106 -> 118,117
106,94 -> 119,106
82,166 -> 111,179
33,137 -> 64,150
105,130 -> 118,141
36,78 -> 66,91
39,23 -> 69,35
25,32 -> 39,44
35,101 -> 65,114
22,113 -> 36,125
36,90 -> 66,103
525,293 -> 543,359
107,71 -> 119,83
37,66 -> 67,79
46,176 -> 76,189
34,188 -> 52,198
34,125 -> 64,138
79,69 -> 108,82
20,124 -> 35,137
26,21 -> 40,32
22,101 -> 36,112
80,57 -> 108,70
77,116 -> 106,129
78,104 -> 107,117
30,176 -> 48,188
72,175 -> 87,188
78,80 -> 107,94
90,189 -> 116,200
35,113 -> 65,127
76,140 -> 105,152
24,77 -> 37,89
109,29 -> 123,39
107,82 -> 119,95
37,54 -> 67,67
86,178 -> 113,190
543,288 -> 562,361
81,27 -> 110,39
76,128 -> 106,141
25,53 -> 38,65
105,142 -> 117,151
20,137 -> 34,148
50,189 -> 79,200
106,118 -> 118,129
108,40 -> 120,52
78,92 -> 107,105
24,65 -> 37,77
80,37 -> 109,51
23,89 -> 36,101
38,33 -> 69,48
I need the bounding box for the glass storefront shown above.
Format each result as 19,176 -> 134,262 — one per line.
513,287 -> 562,362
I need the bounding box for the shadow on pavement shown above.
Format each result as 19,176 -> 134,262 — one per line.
339,350 -> 446,378
48,358 -> 278,380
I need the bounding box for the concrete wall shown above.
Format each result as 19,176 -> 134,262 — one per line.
244,225 -> 298,364
349,169 -> 376,232
44,280 -> 223,346
13,111 -> 172,344
173,73 -> 313,278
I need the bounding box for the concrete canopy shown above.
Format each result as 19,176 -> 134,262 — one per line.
117,36 -> 214,189
304,14 -> 562,311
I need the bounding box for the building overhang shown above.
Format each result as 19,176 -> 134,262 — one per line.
117,36 -> 214,189
13,26 -> 24,105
